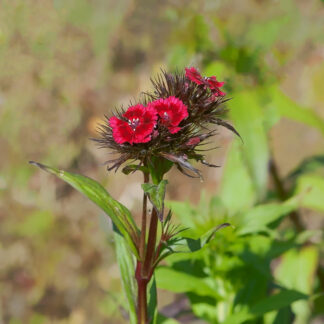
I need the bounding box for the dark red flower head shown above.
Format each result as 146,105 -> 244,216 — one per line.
94,68 -> 238,177
109,104 -> 157,145
185,66 -> 226,97
148,96 -> 188,134
185,67 -> 205,85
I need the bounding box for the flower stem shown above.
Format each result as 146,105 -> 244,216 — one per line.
144,208 -> 158,277
140,171 -> 149,261
136,262 -> 148,324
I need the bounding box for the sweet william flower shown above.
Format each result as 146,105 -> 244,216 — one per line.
185,66 -> 226,97
95,68 -> 239,176
148,96 -> 188,134
109,104 -> 157,145
185,67 -> 205,85
207,76 -> 226,97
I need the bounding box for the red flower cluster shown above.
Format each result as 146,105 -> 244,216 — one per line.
185,67 -> 225,97
148,96 -> 188,134
109,97 -> 188,145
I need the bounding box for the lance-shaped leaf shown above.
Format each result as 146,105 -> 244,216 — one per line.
29,161 -> 140,258
155,223 -> 231,265
148,275 -> 158,324
142,180 -> 168,222
114,231 -> 137,324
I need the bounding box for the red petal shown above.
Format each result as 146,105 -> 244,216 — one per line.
123,104 -> 146,120
168,126 -> 181,134
109,117 -> 135,144
185,67 -> 204,85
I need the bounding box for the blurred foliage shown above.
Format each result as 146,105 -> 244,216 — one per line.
0,0 -> 323,323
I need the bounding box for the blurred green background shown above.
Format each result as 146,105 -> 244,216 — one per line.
0,0 -> 324,323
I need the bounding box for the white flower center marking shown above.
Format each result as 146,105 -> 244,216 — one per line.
128,117 -> 140,130
163,112 -> 169,120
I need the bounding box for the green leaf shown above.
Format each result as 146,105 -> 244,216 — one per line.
274,247 -> 319,323
223,290 -> 308,324
236,201 -> 297,236
142,180 -> 168,222
114,232 -> 137,324
156,314 -> 179,324
250,289 -> 308,315
148,276 -> 158,324
287,155 -> 324,181
155,267 -> 218,297
295,174 -> 324,212
30,161 -> 140,258
220,141 -> 256,215
269,85 -> 324,136
222,308 -> 253,324
148,156 -> 173,184
157,223 -> 231,262
229,90 -> 269,197
273,307 -> 294,324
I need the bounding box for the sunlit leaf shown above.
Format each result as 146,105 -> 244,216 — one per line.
155,267 -> 219,297
157,223 -> 231,263
295,174 -> 324,212
251,289 -> 308,315
220,141 -> 256,215
229,90 -> 269,197
236,201 -> 297,236
275,247 -> 318,323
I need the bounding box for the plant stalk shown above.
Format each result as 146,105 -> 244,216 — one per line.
143,208 -> 159,277
140,171 -> 149,261
136,261 -> 148,324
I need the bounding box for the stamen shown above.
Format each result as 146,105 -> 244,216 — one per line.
128,117 -> 140,130
163,112 -> 169,120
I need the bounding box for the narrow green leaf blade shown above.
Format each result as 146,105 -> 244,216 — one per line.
229,90 -> 270,197
30,161 -> 140,258
251,289 -> 308,315
236,202 -> 297,236
148,275 -> 158,324
157,223 -> 231,262
114,232 -> 137,324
